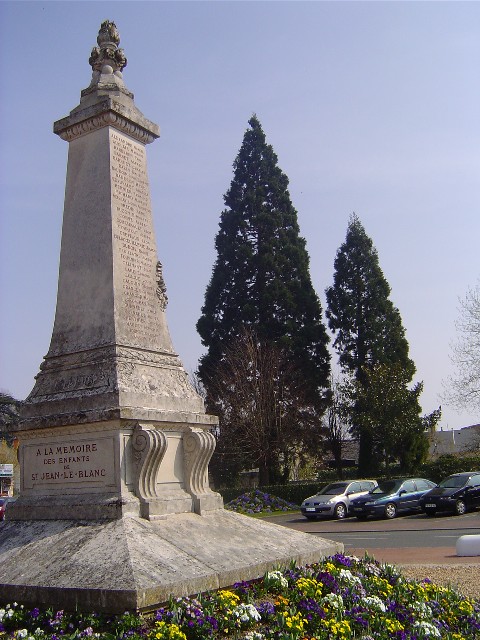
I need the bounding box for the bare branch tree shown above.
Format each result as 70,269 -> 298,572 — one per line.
444,280 -> 480,413
206,327 -> 322,486
320,375 -> 352,479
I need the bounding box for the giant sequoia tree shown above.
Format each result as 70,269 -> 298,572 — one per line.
326,214 -> 415,475
197,115 -> 330,484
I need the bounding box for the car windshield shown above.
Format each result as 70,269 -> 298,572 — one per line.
438,475 -> 469,489
370,480 -> 402,495
317,483 -> 348,496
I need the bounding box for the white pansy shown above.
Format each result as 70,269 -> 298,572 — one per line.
234,603 -> 261,623
265,571 -> 288,589
413,621 -> 441,637
361,595 -> 386,613
322,593 -> 344,609
411,600 -> 433,618
339,568 -> 361,586
364,563 -> 381,577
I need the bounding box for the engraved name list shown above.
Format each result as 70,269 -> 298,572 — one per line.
111,130 -> 159,345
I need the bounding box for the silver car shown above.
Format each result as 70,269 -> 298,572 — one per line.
301,479 -> 378,520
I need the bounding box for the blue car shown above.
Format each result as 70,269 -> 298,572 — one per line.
351,478 -> 436,520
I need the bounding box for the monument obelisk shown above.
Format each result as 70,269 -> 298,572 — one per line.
12,19 -> 221,522
0,21 -> 340,612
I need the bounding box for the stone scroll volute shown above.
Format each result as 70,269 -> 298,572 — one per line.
183,428 -> 223,515
132,424 -> 167,509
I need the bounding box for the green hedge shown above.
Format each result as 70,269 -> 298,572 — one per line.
419,454 -> 480,483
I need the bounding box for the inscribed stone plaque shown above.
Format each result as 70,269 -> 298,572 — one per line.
23,435 -> 116,491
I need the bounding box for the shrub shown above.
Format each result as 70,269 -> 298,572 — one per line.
420,454 -> 480,483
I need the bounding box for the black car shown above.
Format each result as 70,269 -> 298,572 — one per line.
419,471 -> 480,516
351,478 -> 436,520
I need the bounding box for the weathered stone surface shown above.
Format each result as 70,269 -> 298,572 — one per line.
11,419 -> 223,521
22,123 -> 205,424
0,511 -> 343,612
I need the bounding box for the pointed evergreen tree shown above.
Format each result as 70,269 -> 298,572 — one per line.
326,214 -> 415,475
197,115 -> 330,483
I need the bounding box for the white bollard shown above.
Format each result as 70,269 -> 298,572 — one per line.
456,534 -> 480,557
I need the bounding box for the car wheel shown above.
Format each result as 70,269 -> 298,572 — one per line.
334,503 -> 347,520
384,502 -> 397,519
455,500 -> 467,516
424,509 -> 436,517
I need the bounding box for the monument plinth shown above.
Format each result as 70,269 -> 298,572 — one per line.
0,21 -> 341,611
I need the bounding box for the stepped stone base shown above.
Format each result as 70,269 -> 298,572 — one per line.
0,510 -> 342,612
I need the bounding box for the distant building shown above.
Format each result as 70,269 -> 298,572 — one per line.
428,424 -> 480,458
325,439 -> 359,469
0,464 -> 14,496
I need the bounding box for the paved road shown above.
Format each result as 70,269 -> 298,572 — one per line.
262,509 -> 480,564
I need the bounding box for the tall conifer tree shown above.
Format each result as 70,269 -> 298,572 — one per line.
326,214 -> 415,474
197,116 -> 330,482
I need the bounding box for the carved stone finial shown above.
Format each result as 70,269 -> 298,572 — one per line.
89,20 -> 127,73
97,20 -> 120,48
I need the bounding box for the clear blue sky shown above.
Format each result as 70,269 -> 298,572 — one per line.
1,1 -> 479,430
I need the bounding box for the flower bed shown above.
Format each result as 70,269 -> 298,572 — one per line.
224,490 -> 299,514
0,554 -> 478,639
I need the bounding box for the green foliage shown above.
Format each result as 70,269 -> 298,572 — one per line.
0,392 -> 21,445
197,116 -> 330,484
350,363 -> 440,476
0,440 -> 17,465
326,215 -> 416,475
420,453 -> 480,483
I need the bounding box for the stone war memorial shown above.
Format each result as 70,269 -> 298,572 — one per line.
0,21 -> 340,612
